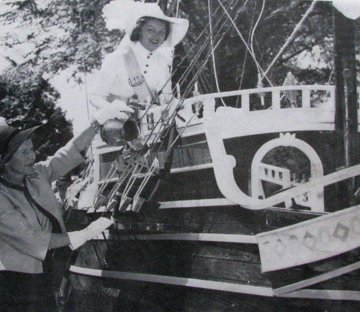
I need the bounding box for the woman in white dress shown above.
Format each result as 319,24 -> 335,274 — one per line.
90,2 -> 189,109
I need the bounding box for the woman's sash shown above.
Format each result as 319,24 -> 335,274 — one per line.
122,46 -> 154,103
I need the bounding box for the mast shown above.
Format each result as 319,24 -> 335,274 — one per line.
333,6 -> 359,206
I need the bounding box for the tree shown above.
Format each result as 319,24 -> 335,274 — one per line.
179,0 -> 340,96
0,68 -> 73,160
1,0 -> 359,159
0,0 -> 122,80
0,0 -> 121,159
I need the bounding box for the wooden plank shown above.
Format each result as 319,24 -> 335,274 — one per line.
273,260 -> 360,296
69,265 -> 274,297
257,205 -> 360,272
170,162 -> 213,174
159,198 -> 235,209
265,207 -> 325,228
252,164 -> 360,210
103,233 -> 258,244
194,85 -> 335,103
193,244 -> 259,263
280,289 -> 360,301
191,255 -> 266,286
69,266 -> 360,301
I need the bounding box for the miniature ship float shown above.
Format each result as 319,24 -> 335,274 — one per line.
63,2 -> 360,310
64,82 -> 360,311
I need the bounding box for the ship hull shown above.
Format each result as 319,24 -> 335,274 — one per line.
64,86 -> 360,311
66,205 -> 360,311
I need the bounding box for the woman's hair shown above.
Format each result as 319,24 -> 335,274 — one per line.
130,17 -> 170,42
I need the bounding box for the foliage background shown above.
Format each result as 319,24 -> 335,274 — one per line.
0,0 -> 359,160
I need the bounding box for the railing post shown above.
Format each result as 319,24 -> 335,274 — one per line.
302,89 -> 311,108
329,86 -> 335,110
272,90 -> 280,110
242,93 -> 250,112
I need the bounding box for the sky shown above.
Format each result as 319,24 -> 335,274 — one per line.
1,0 -> 360,135
50,68 -> 98,135
0,55 -> 95,135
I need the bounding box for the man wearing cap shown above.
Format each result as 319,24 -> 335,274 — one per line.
0,101 -> 131,311
90,2 -> 189,109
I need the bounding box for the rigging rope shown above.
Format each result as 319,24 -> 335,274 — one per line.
120,0 -> 249,159
250,0 -> 266,77
89,0 -> 273,212
61,0 -> 261,294
215,0 -> 273,87
78,5 -> 91,121
92,0 -> 321,216
177,0 -> 239,94
176,0 -> 180,19
208,0 -> 226,106
78,0 -> 323,207
238,0 -> 255,106
260,0 -> 318,82
177,0 -> 243,93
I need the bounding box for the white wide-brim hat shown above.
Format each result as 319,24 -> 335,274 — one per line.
125,2 -> 189,48
332,0 -> 360,20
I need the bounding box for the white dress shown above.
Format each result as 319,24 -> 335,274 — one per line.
91,40 -> 173,108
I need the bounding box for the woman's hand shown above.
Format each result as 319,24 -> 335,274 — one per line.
68,217 -> 114,250
93,100 -> 134,125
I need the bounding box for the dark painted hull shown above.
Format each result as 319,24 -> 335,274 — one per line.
64,95 -> 360,310
64,202 -> 360,311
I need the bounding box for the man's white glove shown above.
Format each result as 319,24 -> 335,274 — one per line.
93,100 -> 134,125
68,217 -> 114,250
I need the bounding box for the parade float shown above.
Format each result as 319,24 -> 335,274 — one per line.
62,1 -> 360,311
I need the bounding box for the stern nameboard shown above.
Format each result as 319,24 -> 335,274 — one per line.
257,205 -> 360,272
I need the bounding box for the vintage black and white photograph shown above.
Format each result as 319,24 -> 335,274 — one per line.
1,0 -> 360,311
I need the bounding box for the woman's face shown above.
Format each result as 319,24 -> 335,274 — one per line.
5,139 -> 36,178
139,18 -> 167,51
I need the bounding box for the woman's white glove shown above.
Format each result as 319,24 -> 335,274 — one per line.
93,100 -> 134,125
68,217 -> 114,250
